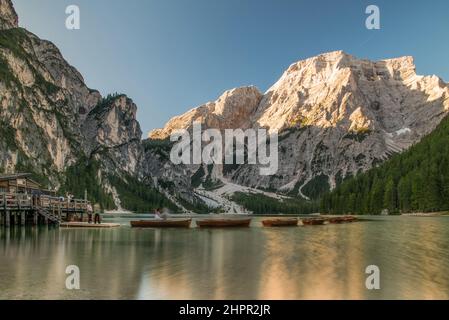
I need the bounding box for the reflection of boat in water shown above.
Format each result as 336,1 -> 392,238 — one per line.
60,222 -> 121,228
196,219 -> 252,228
262,218 -> 298,227
301,218 -> 326,226
327,216 -> 358,224
130,219 -> 192,228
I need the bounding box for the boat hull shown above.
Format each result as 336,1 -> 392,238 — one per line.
130,219 -> 192,228
196,219 -> 252,228
301,218 -> 326,226
262,219 -> 298,227
327,216 -> 358,224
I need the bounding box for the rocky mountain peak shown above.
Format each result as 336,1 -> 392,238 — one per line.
278,52 -> 417,87
149,86 -> 263,139
0,0 -> 18,30
213,86 -> 262,118
254,51 -> 447,133
283,50 -> 352,74
152,52 -> 448,138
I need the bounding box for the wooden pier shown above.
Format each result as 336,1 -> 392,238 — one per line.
0,173 -> 91,227
0,192 -> 90,227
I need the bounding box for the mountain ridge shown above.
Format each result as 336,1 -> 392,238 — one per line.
2,1 -> 449,213
149,50 -> 449,200
0,1 -> 177,212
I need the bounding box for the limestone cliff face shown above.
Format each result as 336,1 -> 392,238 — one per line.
0,1 -> 183,212
0,0 -> 17,30
150,86 -> 263,139
0,2 -> 144,196
0,26 -> 98,179
150,51 -> 449,198
255,51 -> 448,136
83,95 -> 143,176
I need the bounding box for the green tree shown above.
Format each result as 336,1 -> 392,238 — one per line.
383,178 -> 396,213
321,115 -> 449,215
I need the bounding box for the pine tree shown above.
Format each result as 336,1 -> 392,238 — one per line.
383,178 -> 396,213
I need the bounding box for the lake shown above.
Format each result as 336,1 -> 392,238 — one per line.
1,216 -> 448,300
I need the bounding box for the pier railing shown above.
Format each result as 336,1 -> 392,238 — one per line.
0,193 -> 90,213
0,193 -> 32,209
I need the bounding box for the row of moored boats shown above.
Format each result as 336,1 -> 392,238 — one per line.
130,216 -> 358,229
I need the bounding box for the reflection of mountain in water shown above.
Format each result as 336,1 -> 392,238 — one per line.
1,217 -> 449,300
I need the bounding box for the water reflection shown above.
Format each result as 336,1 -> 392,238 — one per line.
0,216 -> 449,300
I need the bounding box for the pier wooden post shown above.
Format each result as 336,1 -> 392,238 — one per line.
0,212 -> 3,226
44,216 -> 48,225
21,211 -> 26,226
5,211 -> 10,227
33,212 -> 38,226
14,212 -> 19,225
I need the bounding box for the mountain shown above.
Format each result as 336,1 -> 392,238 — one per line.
321,113 -> 449,215
150,51 -> 449,201
2,0 -> 449,214
0,0 -> 175,211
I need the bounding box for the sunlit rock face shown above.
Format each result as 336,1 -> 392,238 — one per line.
0,0 -> 18,30
149,86 -> 263,139
150,51 -> 449,198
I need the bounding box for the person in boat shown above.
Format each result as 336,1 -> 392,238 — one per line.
154,208 -> 169,220
154,208 -> 163,220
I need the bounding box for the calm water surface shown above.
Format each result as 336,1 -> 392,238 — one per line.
1,216 -> 449,300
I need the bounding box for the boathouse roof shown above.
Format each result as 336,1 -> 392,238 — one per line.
0,173 -> 33,181
0,173 -> 42,190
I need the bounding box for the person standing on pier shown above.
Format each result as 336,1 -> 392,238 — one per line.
94,212 -> 101,224
87,203 -> 93,224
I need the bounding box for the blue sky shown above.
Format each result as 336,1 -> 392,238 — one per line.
12,0 -> 449,136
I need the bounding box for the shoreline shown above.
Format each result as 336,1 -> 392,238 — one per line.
401,212 -> 449,217
101,212 -> 449,219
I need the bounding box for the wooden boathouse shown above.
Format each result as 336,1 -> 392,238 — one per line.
0,173 -> 90,227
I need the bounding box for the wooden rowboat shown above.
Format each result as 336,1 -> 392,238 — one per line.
262,218 -> 298,227
342,216 -> 358,223
301,218 -> 326,226
130,219 -> 192,228
327,217 -> 347,224
327,216 -> 358,224
196,219 -> 252,228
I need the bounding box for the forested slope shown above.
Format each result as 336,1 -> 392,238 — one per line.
321,115 -> 449,215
